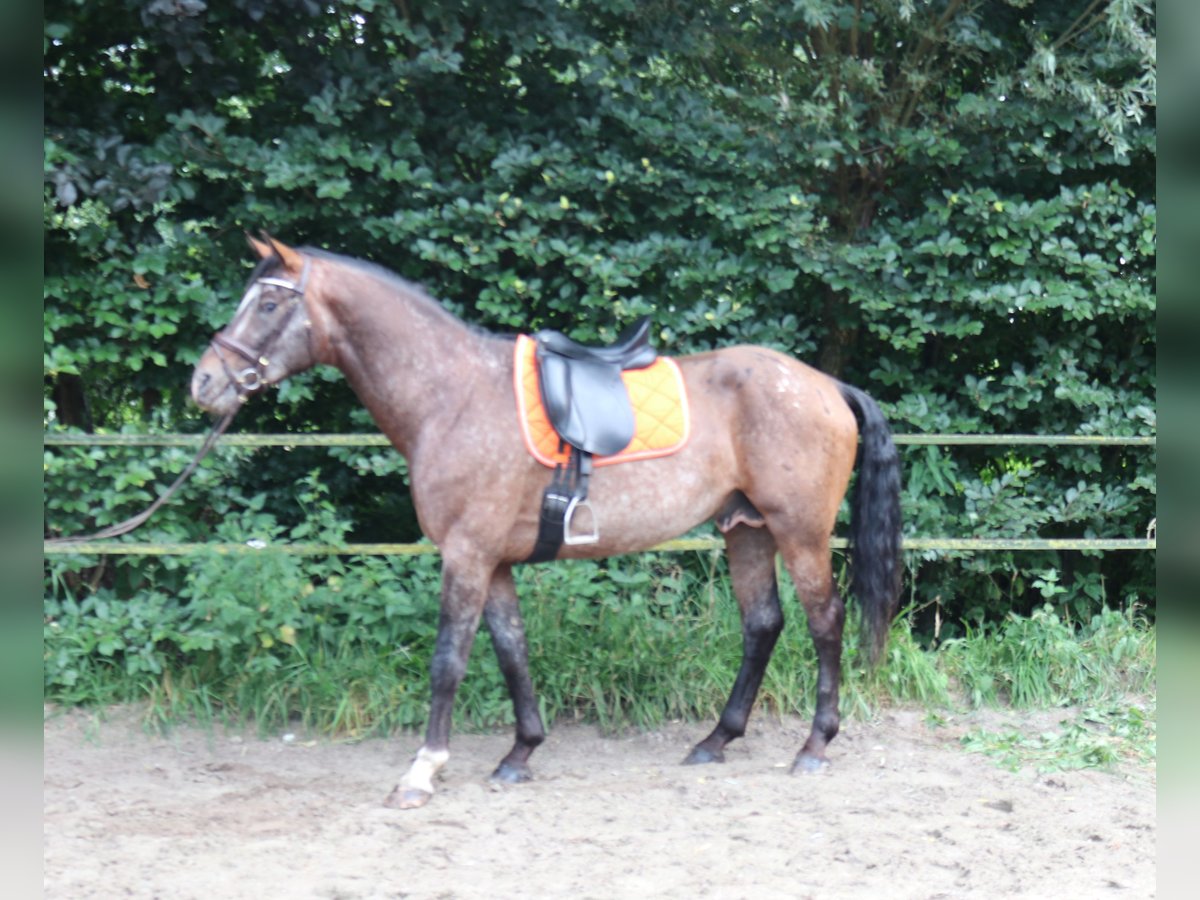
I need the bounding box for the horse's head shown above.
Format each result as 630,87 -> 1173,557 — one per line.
191,234 -> 319,416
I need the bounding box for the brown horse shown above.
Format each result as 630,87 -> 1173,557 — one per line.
191,235 -> 903,810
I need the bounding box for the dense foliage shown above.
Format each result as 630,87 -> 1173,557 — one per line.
45,0 -> 1155,707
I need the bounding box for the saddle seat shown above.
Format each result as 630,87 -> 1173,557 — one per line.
533,316 -> 657,458
534,317 -> 656,368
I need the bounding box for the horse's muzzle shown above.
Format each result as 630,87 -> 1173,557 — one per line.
190,360 -> 235,415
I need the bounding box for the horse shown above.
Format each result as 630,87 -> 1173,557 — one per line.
190,234 -> 903,810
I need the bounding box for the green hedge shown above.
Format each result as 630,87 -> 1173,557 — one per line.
45,1 -> 1155,634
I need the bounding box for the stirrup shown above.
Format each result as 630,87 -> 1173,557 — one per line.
562,496 -> 599,545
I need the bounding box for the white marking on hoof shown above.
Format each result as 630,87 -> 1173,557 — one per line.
398,746 -> 449,799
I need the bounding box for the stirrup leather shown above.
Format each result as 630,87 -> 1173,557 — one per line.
526,446 -> 598,562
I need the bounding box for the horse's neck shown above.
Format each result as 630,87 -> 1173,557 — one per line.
319,277 -> 493,455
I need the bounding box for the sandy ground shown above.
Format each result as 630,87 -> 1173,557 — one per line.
43,704 -> 1155,899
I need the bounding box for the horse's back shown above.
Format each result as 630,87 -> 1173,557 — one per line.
678,343 -> 858,443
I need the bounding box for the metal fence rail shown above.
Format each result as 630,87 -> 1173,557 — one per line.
44,433 -> 1158,448
42,538 -> 1156,556
43,432 -> 1157,557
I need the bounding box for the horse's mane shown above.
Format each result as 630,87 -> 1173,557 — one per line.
303,246 -> 430,297
251,245 -> 507,343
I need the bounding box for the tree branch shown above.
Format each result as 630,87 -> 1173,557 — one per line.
1051,0 -> 1108,54
897,0 -> 969,131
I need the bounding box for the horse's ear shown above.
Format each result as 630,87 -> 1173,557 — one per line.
264,234 -> 305,273
246,232 -> 274,260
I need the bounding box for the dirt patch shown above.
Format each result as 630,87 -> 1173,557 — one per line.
44,704 -> 1154,899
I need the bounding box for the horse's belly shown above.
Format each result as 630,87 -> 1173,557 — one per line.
557,463 -> 729,558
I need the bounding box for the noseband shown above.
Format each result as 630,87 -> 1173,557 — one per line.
210,257 -> 312,401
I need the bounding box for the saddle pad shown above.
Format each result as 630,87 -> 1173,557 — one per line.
513,334 -> 690,468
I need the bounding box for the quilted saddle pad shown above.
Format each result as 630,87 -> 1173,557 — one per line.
513,334 -> 690,468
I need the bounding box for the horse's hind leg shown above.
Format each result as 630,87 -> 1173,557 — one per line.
483,564 -> 546,783
779,540 -> 846,773
684,525 -> 783,765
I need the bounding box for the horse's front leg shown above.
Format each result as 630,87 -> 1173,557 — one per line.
483,564 -> 546,783
384,555 -> 492,810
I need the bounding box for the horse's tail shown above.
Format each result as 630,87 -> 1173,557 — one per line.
838,383 -> 903,668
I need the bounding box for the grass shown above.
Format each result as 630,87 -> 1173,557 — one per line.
936,603 -> 1156,771
958,699 -> 1157,772
938,603 -> 1156,708
44,552 -> 1156,772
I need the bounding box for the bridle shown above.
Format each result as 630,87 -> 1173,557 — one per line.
46,255 -> 315,546
209,256 -> 313,401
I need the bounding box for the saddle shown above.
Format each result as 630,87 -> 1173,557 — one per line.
535,317 -> 657,456
526,317 -> 657,562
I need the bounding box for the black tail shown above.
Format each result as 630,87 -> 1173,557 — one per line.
838,383 -> 903,667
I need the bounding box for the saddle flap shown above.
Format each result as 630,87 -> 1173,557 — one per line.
537,354 -> 636,457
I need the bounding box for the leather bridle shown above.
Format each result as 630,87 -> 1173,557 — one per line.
46,255 -> 315,545
209,256 -> 312,401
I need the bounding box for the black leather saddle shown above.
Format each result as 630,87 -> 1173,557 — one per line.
533,317 -> 657,457
525,316 -> 657,562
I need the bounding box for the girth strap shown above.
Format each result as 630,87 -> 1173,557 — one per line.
524,445 -> 598,564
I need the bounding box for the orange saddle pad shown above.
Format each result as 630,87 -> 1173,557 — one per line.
513,334 -> 690,468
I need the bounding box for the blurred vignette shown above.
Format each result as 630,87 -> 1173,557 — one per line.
1159,1 -> 1198,894
6,3 -> 44,896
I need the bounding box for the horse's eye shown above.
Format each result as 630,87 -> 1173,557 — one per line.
261,300 -> 278,314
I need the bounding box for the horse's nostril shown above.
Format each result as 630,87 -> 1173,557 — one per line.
192,371 -> 212,402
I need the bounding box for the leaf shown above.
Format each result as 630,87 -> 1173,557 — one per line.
317,178 -> 352,199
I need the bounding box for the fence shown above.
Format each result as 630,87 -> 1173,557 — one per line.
43,432 -> 1157,557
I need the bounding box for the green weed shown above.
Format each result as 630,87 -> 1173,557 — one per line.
959,699 -> 1156,772
939,603 -> 1155,709
45,540 -> 1156,778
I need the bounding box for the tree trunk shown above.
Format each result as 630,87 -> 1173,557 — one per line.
816,289 -> 856,379
51,374 -> 93,431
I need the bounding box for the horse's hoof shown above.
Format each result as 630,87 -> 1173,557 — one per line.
791,753 -> 829,774
383,785 -> 433,809
490,761 -> 533,784
682,746 -> 725,765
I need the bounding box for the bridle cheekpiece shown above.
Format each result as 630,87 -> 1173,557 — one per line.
210,256 -> 312,401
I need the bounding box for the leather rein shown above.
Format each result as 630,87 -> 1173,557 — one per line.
46,259 -> 312,545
